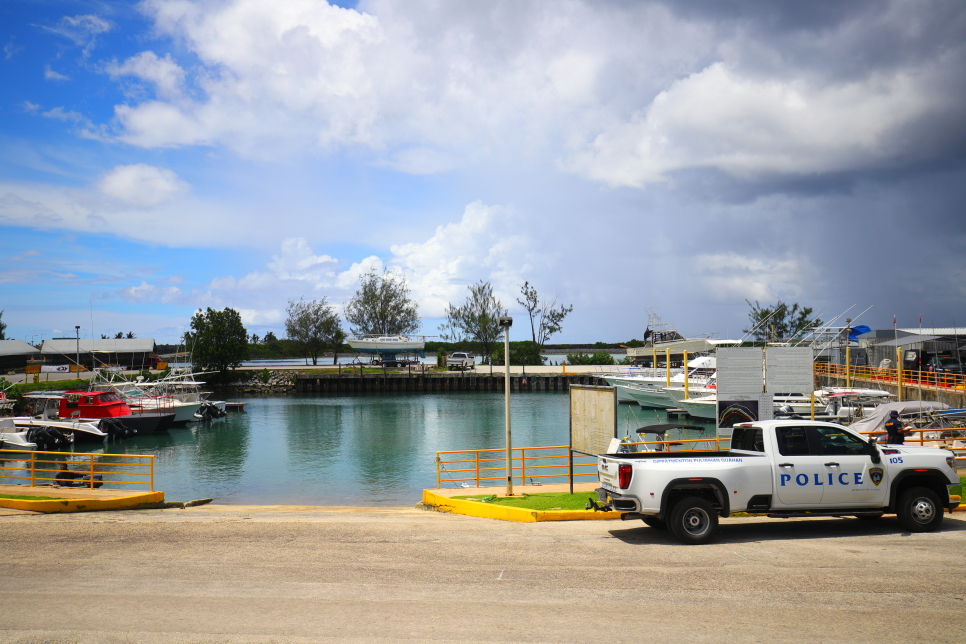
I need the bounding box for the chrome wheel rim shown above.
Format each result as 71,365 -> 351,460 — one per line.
910,497 -> 935,524
682,508 -> 710,536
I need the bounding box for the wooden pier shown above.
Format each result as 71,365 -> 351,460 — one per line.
294,372 -> 605,394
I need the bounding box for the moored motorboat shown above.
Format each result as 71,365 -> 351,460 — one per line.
23,391 -> 175,435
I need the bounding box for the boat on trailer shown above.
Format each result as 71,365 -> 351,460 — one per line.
346,335 -> 427,366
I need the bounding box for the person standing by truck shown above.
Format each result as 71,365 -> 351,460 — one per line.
883,410 -> 907,444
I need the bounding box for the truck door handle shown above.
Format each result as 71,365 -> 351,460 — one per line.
824,462 -> 840,467
778,463 -> 794,468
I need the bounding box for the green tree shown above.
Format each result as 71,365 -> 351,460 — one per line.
744,300 -> 822,343
263,331 -> 278,343
285,297 -> 346,365
516,281 -> 573,347
185,307 -> 249,377
566,351 -> 616,365
491,341 -> 544,366
0,310 -> 5,340
440,281 -> 507,363
344,268 -> 420,335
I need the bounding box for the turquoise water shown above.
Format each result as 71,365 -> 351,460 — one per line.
33,393 -> 716,505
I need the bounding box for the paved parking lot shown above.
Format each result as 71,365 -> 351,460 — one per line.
1,505 -> 964,644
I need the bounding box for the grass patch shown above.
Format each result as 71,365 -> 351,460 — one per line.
951,475 -> 965,498
0,494 -> 68,501
453,491 -> 598,511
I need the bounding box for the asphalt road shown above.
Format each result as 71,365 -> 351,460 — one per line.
1,505 -> 964,644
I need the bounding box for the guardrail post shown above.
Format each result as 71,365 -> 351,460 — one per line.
435,454 -> 441,489
520,447 -> 526,485
568,448 -> 574,494
475,451 -> 480,487
150,455 -> 155,491
88,454 -> 95,489
30,452 -> 36,486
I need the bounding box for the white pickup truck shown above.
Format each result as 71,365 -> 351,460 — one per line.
446,352 -> 475,370
596,420 -> 960,544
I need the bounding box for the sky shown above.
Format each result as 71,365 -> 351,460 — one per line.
1,0 -> 965,345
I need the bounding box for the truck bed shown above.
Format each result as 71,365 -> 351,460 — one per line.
602,450 -> 740,460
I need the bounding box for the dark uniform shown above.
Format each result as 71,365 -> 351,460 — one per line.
883,417 -> 904,444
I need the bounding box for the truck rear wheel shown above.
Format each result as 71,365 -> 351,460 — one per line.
642,516 -> 667,530
668,497 -> 718,545
896,486 -> 943,532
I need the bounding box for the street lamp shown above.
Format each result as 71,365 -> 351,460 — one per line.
75,326 -> 81,376
498,316 -> 514,496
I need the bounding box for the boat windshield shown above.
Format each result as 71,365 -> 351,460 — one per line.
97,393 -> 122,403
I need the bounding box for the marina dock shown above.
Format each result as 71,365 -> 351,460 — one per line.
293,372 -> 606,394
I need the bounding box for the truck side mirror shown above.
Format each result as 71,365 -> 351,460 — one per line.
865,440 -> 881,464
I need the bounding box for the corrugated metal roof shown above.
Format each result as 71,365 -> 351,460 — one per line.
40,339 -> 156,354
0,339 -> 40,357
897,328 -> 966,336
873,334 -> 939,347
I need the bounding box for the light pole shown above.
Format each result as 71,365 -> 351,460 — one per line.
75,325 -> 81,376
498,316 -> 514,496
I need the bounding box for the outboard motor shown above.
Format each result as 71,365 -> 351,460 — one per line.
99,418 -> 136,439
25,426 -> 72,450
194,402 -> 226,421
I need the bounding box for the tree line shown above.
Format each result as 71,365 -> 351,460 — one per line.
185,270 -> 574,376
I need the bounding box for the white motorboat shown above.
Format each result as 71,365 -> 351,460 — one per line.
813,387 -> 896,421
347,335 -> 425,354
9,416 -> 108,441
0,418 -> 74,450
0,419 -> 37,450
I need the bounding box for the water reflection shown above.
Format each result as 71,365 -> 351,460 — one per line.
1,393 -> 717,505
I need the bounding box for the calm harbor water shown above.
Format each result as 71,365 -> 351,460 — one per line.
45,393 -> 716,506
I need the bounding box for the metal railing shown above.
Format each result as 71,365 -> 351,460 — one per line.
435,438 -> 728,489
0,449 -> 155,490
436,429 -> 966,488
815,361 -> 966,390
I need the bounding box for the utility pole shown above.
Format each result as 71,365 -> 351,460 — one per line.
498,316 -> 514,496
75,325 -> 81,376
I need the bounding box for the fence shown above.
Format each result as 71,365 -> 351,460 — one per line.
435,437 -> 727,488
0,449 -> 155,490
815,361 -> 966,389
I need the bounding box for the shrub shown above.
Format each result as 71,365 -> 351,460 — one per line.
565,351 -> 615,365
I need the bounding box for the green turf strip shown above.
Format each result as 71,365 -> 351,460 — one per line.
452,492 -> 599,511
0,494 -> 68,501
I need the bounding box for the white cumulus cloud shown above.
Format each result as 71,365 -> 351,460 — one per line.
96,164 -> 190,208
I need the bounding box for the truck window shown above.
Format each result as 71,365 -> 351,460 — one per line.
732,426 -> 764,452
776,427 -> 811,456
813,426 -> 867,456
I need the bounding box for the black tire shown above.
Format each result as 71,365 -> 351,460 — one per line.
668,496 -> 718,545
896,486 -> 943,532
642,516 -> 667,530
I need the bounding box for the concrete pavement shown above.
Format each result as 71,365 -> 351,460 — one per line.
1,505 -> 963,643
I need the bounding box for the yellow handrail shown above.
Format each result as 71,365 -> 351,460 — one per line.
0,449 -> 155,491
435,438 -> 729,489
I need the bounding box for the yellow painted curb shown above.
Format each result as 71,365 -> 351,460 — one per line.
0,491 -> 165,513
422,489 -> 621,522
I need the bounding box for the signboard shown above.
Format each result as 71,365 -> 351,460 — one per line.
715,347 -> 763,396
715,347 -> 764,438
570,385 -> 617,456
765,346 -> 813,393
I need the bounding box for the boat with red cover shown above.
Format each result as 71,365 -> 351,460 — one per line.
24,391 -> 175,435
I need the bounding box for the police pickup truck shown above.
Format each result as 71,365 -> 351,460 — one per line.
596,420 -> 960,545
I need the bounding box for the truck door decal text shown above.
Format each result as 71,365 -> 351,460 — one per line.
780,472 -> 864,486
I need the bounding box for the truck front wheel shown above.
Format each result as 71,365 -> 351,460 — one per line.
668,497 -> 718,545
896,486 -> 943,532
